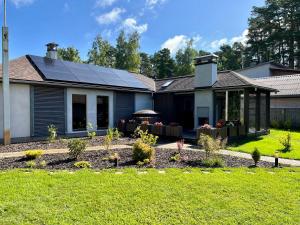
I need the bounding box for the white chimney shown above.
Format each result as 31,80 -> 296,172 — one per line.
46,42 -> 59,60
194,54 -> 218,88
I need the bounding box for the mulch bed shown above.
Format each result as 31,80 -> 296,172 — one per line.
0,148 -> 276,170
0,137 -> 135,153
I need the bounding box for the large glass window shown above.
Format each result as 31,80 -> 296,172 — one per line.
260,93 -> 267,130
249,93 -> 256,133
97,96 -> 109,129
72,94 -> 87,131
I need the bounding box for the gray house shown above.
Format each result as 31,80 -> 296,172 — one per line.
0,43 -> 154,141
0,44 -> 277,142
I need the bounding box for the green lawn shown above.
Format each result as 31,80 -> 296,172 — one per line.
228,129 -> 300,160
0,169 -> 299,224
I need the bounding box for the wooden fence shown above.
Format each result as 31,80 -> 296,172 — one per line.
270,108 -> 300,128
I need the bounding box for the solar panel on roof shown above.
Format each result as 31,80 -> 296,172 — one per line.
29,55 -> 148,89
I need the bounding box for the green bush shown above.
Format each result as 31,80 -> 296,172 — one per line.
39,160 -> 47,168
48,124 -> 57,143
104,128 -> 121,151
170,153 -> 181,162
270,120 -> 280,129
133,140 -> 155,163
283,119 -> 292,130
252,148 -> 261,166
26,160 -> 36,168
280,132 -> 292,152
68,139 -> 87,159
24,150 -> 44,160
87,122 -> 96,139
198,134 -> 226,159
202,158 -> 225,168
74,161 -> 92,169
133,127 -> 158,146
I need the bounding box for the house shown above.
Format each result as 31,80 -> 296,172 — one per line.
235,62 -> 300,127
0,44 -> 277,143
0,43 -> 154,142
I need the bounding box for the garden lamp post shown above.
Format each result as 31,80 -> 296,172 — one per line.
2,0 -> 10,145
274,151 -> 279,168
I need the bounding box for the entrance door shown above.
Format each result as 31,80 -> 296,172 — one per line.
174,94 -> 194,130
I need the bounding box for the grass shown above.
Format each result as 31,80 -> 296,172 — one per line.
228,129 -> 300,160
0,168 -> 299,224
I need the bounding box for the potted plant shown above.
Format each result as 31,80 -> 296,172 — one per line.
151,122 -> 165,136
117,119 -> 126,133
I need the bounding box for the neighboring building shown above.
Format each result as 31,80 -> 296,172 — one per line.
0,43 -> 154,141
236,62 -> 300,128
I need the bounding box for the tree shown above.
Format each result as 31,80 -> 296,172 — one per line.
115,30 -> 141,73
175,39 -> 198,76
57,47 -> 81,63
247,0 -> 300,68
152,48 -> 175,78
140,52 -> 153,77
87,35 -> 115,67
214,43 -> 244,71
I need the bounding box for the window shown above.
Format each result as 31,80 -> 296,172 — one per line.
97,96 -> 109,129
162,80 -> 174,88
72,94 -> 86,131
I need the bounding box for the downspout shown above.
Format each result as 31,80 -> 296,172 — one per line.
2,0 -> 11,145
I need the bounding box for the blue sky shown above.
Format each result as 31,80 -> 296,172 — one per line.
4,0 -> 265,60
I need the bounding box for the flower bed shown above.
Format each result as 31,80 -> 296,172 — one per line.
0,148 -> 275,170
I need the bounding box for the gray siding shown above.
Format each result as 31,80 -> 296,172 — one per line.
33,86 -> 66,137
114,92 -> 135,125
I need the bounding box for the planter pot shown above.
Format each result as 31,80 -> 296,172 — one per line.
216,127 -> 228,139
117,121 -> 126,133
126,122 -> 137,133
228,126 -> 238,137
166,126 -> 183,137
151,125 -> 165,136
238,125 -> 246,136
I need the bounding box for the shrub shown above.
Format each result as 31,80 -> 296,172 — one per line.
279,132 -> 292,152
252,148 -> 261,166
48,124 -> 57,143
283,119 -> 292,130
133,126 -> 158,146
104,128 -> 121,151
198,134 -> 226,159
39,160 -> 47,168
68,139 -> 87,159
203,158 -> 225,168
24,150 -> 44,160
270,120 -> 279,129
136,159 -> 151,167
26,160 -> 36,168
133,140 -> 155,163
170,153 -> 180,162
87,122 -> 96,139
74,161 -> 92,169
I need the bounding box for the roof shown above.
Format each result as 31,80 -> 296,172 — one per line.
155,75 -> 194,93
0,56 -> 43,82
155,71 -> 277,93
213,71 -> 277,91
255,75 -> 300,97
0,55 -> 154,93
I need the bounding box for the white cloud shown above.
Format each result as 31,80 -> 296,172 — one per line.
96,8 -> 125,25
122,18 -> 148,34
209,29 -> 249,51
10,0 -> 35,8
95,0 -> 117,8
146,0 -> 166,9
161,35 -> 201,55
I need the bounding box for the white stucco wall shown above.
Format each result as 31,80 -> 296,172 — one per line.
194,89 -> 214,128
0,83 -> 31,138
194,63 -> 217,87
135,93 -> 153,111
238,64 -> 271,78
66,88 -> 114,133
